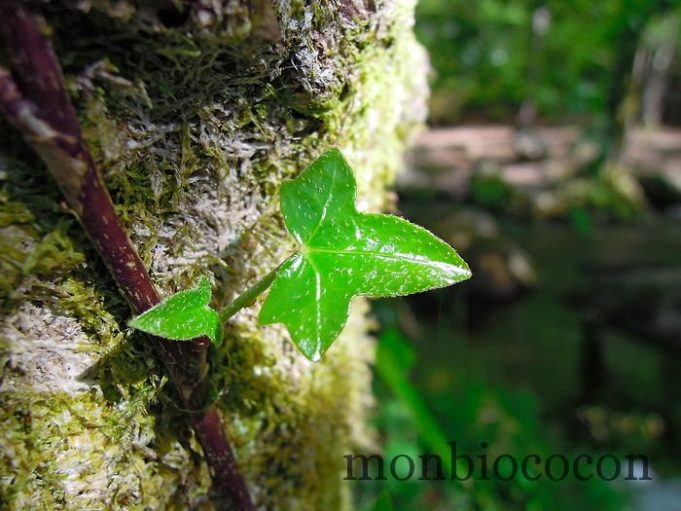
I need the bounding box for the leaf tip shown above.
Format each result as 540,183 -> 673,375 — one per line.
324,146 -> 343,158
127,315 -> 142,330
460,259 -> 473,280
307,346 -> 323,362
197,274 -> 213,292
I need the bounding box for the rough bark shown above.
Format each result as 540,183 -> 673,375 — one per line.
0,1 -> 428,509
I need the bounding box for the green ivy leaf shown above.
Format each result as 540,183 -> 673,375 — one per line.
259,148 -> 471,361
128,276 -> 222,346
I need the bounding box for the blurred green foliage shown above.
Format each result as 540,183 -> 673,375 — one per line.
416,0 -> 676,124
360,3 -> 681,509
371,492 -> 396,511
356,327 -> 627,511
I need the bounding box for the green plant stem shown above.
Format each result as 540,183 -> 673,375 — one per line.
220,265 -> 280,322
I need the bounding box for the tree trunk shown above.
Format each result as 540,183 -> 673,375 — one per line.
0,1 -> 428,509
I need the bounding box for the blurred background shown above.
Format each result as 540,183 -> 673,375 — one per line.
358,0 -> 681,509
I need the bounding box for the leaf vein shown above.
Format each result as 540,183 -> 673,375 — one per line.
304,255 -> 323,346
307,248 -> 470,275
305,163 -> 337,244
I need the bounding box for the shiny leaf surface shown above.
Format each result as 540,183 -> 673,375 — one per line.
128,276 -> 222,346
260,149 -> 471,360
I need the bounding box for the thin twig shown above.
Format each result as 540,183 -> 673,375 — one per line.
0,5 -> 255,510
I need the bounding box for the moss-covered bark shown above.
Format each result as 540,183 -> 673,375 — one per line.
0,1 -> 428,509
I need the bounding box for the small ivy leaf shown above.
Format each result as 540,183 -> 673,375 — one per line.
259,148 -> 471,361
128,276 -> 222,346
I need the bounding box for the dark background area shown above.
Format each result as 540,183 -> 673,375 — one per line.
357,1 -> 681,509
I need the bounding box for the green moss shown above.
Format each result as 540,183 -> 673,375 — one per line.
0,388 -> 209,510
1,1 -> 427,509
0,225 -> 32,303
22,221 -> 85,277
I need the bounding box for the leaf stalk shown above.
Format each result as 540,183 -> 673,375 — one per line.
220,265 -> 280,322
